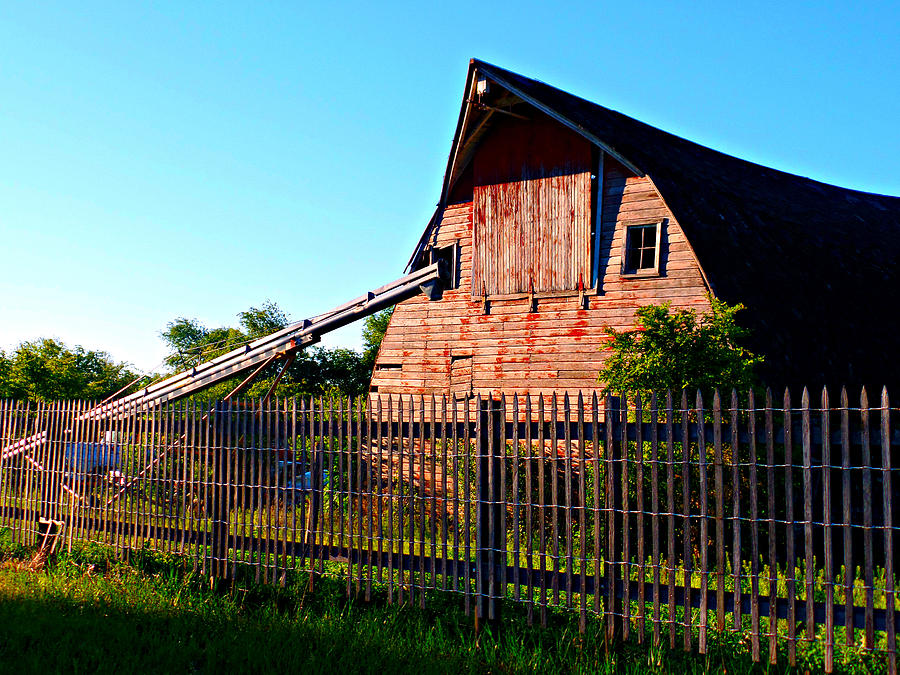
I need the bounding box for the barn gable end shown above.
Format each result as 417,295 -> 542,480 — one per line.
371,110 -> 710,399
374,59 -> 900,396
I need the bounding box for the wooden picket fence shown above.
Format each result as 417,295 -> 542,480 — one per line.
0,388 -> 897,672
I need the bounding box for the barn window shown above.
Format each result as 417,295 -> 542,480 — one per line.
429,243 -> 459,289
622,223 -> 661,275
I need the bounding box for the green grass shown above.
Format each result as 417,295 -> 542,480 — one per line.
0,531 -> 889,674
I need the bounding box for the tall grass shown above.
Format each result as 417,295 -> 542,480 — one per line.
0,531 -> 887,674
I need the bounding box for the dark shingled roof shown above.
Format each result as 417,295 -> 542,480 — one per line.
467,60 -> 900,390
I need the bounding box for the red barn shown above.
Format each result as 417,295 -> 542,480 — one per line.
370,60 -> 900,399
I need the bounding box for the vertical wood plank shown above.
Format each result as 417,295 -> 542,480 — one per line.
418,394 -> 426,607
748,390 -> 761,663
861,387 -> 875,650
697,391 -> 709,654
464,395 -> 472,616
666,391 -> 677,649
538,394 -> 547,624
881,387 -> 896,675
564,393 -> 574,610
650,392 -> 661,647
576,393 -> 587,632
291,397 -> 299,580
381,396 -> 389,596
452,396 -> 461,596
441,394 -> 449,592
499,393 -> 508,606
411,395 -> 419,604
525,393 -> 535,624
397,396 -> 406,604
605,393 -> 617,642
765,388 -> 778,665
592,392 -> 602,619
635,394 -> 645,642
731,389 -> 742,633
338,397 -> 346,559
384,396 -> 393,602
512,394 -> 521,602
713,389 -> 725,633
621,393 -> 631,641
841,387 -> 854,646
353,396 -> 362,595
681,390 -> 692,652
783,388 -> 797,666
552,393 -> 561,608
821,387 -> 835,673
801,388 -> 815,642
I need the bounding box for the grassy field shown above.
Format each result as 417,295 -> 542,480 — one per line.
0,532 -> 887,674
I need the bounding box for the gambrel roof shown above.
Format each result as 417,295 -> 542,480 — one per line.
414,59 -> 900,389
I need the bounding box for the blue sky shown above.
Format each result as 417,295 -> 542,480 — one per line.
1,2 -> 898,373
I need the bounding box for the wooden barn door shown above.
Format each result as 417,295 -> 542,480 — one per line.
472,116 -> 592,296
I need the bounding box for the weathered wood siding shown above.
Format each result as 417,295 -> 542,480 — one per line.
472,117 -> 592,295
371,124 -> 712,400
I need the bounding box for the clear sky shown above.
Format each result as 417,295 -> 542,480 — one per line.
1,2 -> 898,373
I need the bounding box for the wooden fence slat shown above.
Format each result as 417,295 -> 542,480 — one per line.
539,394 -> 547,625
681,390 -> 692,652
748,390 -> 761,662
605,393 -> 617,641
698,391 -> 709,654
621,393 -> 631,641
821,388 -> 834,673
407,395 -> 417,602
525,393 -> 534,624
635,394 -> 645,642
565,393 -> 575,611
802,388 -> 815,641
419,394 -> 427,607
766,388 -> 778,665
577,392 -> 588,633
338,397 -> 346,564
552,393 -> 561,609
493,393 -> 503,620
650,392 -> 661,647
862,387 -> 875,650
592,393 -> 601,619
882,387 -> 897,675
666,391 -> 676,649
841,387 -> 854,646
713,390 -> 725,633
463,395 -> 472,616
784,388 -> 797,666
730,389 -> 742,633
441,394 -> 449,592
325,397 -> 335,579
382,396 -> 390,599
225,400 -> 235,575
398,396 -> 407,604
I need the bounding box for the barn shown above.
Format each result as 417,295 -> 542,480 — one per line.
370,59 -> 900,399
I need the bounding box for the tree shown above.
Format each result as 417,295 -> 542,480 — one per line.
0,338 -> 140,402
238,301 -> 289,339
361,306 -> 394,370
597,297 -> 763,396
159,301 -> 386,400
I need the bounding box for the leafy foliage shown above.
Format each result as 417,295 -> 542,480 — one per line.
361,306 -> 393,370
0,339 -> 140,402
597,297 -> 763,396
159,301 -> 394,400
